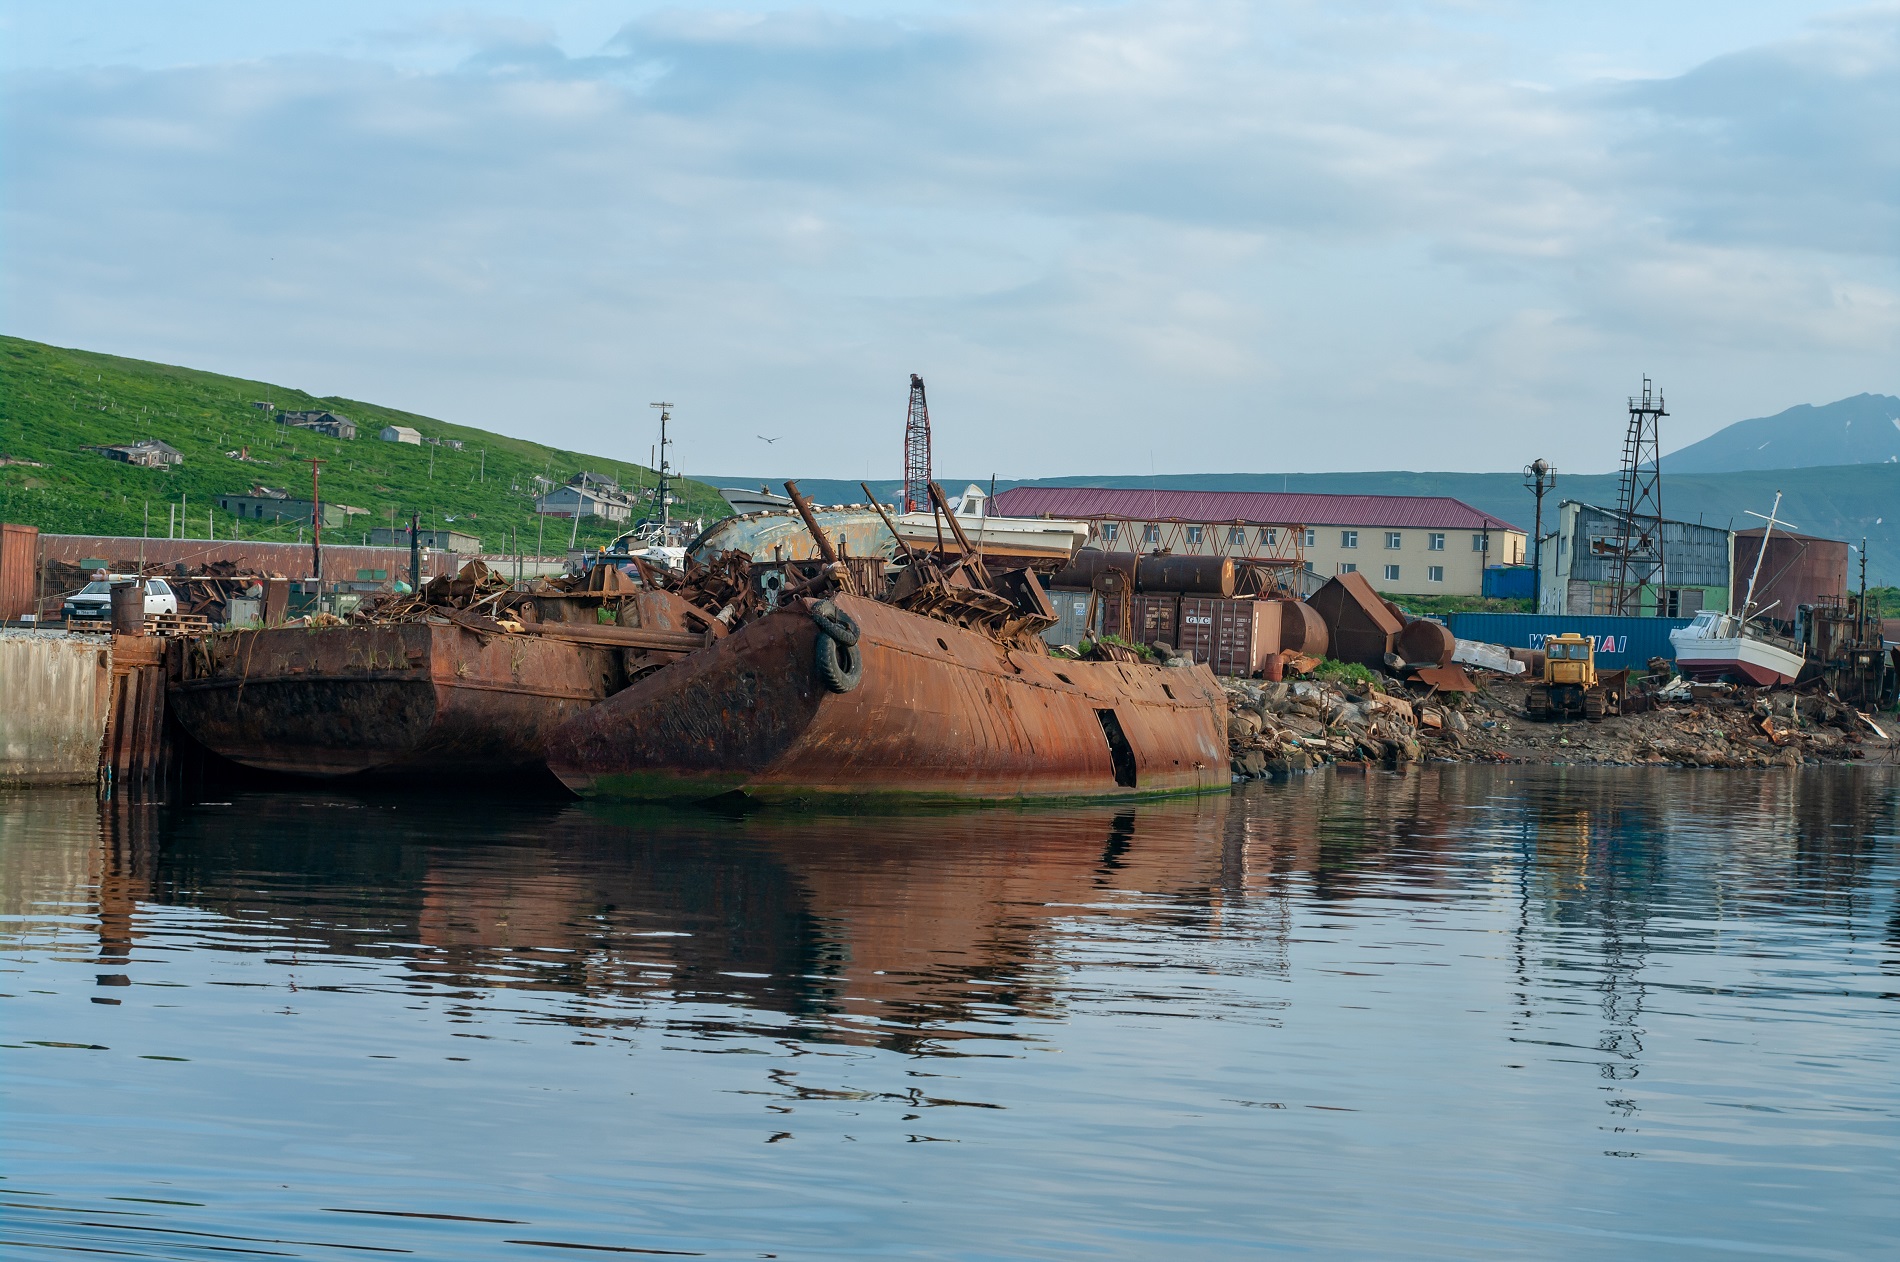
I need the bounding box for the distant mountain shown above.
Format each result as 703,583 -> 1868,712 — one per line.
1662,393 -> 1900,473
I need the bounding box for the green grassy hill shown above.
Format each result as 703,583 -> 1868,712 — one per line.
0,336 -> 731,553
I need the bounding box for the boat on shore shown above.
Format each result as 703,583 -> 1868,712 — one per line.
544,591 -> 1229,805
1668,492 -> 1807,687
1669,611 -> 1806,686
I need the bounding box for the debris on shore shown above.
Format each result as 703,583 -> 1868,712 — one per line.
1222,671 -> 1896,778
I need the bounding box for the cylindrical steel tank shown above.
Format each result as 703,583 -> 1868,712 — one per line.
1051,550 -> 1236,597
110,581 -> 145,635
1275,599 -> 1329,659
1397,619 -> 1455,667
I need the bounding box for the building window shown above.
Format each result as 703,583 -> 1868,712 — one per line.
1227,526 -> 1245,546
1385,532 -> 1402,549
1303,528 -> 1316,548
1185,526 -> 1203,545
1339,562 -> 1357,574
1428,532 -> 1445,551
1304,561 -> 1315,573
1100,522 -> 1119,543
1384,564 -> 1400,582
1341,530 -> 1358,549
1259,527 -> 1278,547
1143,524 -> 1160,544
1472,534 -> 1488,552
1428,565 -> 1444,583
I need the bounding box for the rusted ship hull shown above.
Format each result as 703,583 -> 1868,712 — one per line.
170,623 -> 626,779
545,594 -> 1229,805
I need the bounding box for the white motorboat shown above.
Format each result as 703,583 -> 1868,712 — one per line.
1668,491 -> 1807,685
1669,610 -> 1806,685
891,511 -> 1090,563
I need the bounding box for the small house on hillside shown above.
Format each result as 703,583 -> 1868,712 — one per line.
380,425 -> 422,445
569,471 -> 620,492
277,410 -> 357,440
367,526 -> 481,553
85,439 -> 183,468
534,482 -> 636,522
218,489 -> 364,529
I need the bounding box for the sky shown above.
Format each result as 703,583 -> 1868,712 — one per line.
2,1 -> 1895,481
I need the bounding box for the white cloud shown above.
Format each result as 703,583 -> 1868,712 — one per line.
3,2 -> 1896,475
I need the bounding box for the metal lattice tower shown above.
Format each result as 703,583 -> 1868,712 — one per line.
1607,377 -> 1667,616
902,374 -> 932,513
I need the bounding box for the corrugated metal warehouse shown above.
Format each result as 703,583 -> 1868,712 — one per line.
1535,501 -> 1732,618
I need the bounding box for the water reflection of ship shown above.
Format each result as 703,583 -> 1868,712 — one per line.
76,793 -> 1236,1049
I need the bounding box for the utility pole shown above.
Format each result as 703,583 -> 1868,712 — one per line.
305,457 -> 325,596
1523,458 -> 1555,611
409,511 -> 421,590
650,402 -> 675,534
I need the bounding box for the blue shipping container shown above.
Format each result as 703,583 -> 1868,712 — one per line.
1447,613 -> 1694,671
1481,566 -> 1536,600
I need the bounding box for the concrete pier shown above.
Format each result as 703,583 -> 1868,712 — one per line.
1,630 -> 112,787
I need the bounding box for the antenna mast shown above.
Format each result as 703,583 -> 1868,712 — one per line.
902,374 -> 932,513
1607,376 -> 1667,616
650,402 -> 675,533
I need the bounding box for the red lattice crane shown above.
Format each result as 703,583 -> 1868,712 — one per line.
902,373 -> 931,513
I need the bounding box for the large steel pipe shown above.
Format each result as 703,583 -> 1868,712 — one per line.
1052,550 -> 1236,597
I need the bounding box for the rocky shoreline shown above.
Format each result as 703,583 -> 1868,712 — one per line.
1222,672 -> 1898,777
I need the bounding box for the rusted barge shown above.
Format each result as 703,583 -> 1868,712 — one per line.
546,482 -> 1229,806
546,593 -> 1227,804
168,561 -> 718,780
169,621 -> 633,779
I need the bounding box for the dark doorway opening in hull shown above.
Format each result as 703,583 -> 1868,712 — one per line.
1095,709 -> 1138,788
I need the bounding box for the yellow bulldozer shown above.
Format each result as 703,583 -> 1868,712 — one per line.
1526,633 -> 1630,721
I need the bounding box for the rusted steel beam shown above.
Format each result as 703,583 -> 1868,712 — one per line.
782,481 -> 841,565
517,623 -> 709,652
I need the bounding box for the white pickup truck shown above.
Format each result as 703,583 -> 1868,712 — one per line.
61,576 -> 180,623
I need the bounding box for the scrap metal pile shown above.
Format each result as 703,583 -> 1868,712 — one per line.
1221,670 -> 1896,778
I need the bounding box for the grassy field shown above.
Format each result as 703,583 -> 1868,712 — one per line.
0,336 -> 731,553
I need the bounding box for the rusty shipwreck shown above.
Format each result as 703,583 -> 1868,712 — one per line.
545,483 -> 1229,805
169,559 -> 732,780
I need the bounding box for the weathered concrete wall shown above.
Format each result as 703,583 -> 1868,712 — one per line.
0,631 -> 109,786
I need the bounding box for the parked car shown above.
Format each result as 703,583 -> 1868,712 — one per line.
61,576 -> 179,623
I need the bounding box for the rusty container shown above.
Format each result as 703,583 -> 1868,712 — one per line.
1275,598 -> 1329,659
0,523 -> 37,621
1305,573 -> 1402,668
110,581 -> 145,635
1178,597 -> 1283,677
1397,618 -> 1455,667
1051,550 -> 1236,597
1130,593 -> 1180,649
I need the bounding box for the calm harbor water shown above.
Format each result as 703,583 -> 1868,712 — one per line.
3,768 -> 1898,1259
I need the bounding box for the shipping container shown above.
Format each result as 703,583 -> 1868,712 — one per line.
1131,593 -> 1180,648
1179,596 -> 1282,676
1041,586 -> 1099,649
1447,612 -> 1694,671
1482,565 -> 1535,600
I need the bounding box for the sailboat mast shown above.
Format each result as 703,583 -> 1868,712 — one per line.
1740,490 -> 1782,622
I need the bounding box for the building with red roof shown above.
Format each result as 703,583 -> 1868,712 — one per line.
989,486 -> 1525,598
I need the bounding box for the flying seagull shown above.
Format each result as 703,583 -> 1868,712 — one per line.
758,435 -> 782,444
